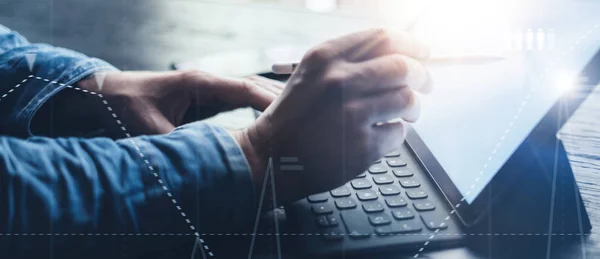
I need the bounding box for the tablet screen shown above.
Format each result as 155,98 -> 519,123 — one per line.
411,0 -> 600,204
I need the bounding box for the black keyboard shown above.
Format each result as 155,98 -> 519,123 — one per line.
307,150 -> 447,236
287,145 -> 464,256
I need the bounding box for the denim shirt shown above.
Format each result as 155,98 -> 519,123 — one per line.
0,25 -> 256,257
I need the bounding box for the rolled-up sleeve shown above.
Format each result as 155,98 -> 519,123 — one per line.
0,25 -> 257,257
0,121 -> 256,257
0,24 -> 118,137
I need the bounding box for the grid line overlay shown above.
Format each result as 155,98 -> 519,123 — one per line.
0,74 -> 213,258
0,232 -> 595,236
412,22 -> 599,258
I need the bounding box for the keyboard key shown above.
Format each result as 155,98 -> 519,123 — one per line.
322,227 -> 345,241
340,210 -> 373,238
385,196 -> 407,207
357,172 -> 367,178
420,213 -> 448,230
312,203 -> 333,215
316,214 -> 340,227
375,220 -> 422,235
379,185 -> 401,196
386,158 -> 407,167
327,215 -> 340,226
356,189 -> 378,201
391,208 -> 415,220
373,159 -> 382,164
399,178 -> 421,188
335,197 -> 357,209
307,193 -> 329,203
372,174 -> 394,185
362,201 -> 384,213
413,200 -> 436,211
368,164 -> 388,174
393,169 -> 414,177
368,213 -> 392,226
406,189 -> 428,199
384,150 -> 402,157
351,179 -> 372,190
316,216 -> 329,227
331,186 -> 352,197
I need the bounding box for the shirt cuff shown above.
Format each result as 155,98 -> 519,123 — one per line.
172,122 -> 257,230
0,43 -> 118,137
21,56 -> 119,136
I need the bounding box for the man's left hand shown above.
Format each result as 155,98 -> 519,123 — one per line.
76,71 -> 284,136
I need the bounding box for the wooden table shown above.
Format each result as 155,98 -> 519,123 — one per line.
1,0 -> 599,258
561,89 -> 600,257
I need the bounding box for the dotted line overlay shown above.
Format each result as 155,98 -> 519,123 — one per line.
0,233 -> 594,236
412,23 -> 600,258
0,233 -> 195,236
0,76 -> 30,100
0,75 -> 213,258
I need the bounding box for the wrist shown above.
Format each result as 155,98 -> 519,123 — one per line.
231,127 -> 270,191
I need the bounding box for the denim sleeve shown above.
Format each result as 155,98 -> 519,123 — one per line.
0,121 -> 257,257
0,25 -> 258,257
0,24 -> 118,137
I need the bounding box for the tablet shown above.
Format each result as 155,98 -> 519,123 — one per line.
408,1 -> 600,225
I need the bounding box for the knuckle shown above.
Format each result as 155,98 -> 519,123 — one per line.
344,99 -> 362,115
344,100 -> 368,126
323,69 -> 348,90
398,87 -> 415,107
389,55 -> 409,76
372,28 -> 392,41
304,47 -> 331,63
239,79 -> 255,95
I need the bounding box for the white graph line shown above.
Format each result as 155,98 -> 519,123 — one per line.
0,232 -> 595,236
545,98 -> 563,259
413,23 -> 599,258
0,74 -> 213,258
0,76 -> 31,100
270,162 -> 283,259
247,158 -> 273,259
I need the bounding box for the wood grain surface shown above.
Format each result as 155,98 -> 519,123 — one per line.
561,88 -> 600,258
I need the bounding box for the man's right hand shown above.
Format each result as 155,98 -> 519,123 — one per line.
233,28 -> 433,203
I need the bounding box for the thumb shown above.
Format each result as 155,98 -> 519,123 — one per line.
203,75 -> 280,111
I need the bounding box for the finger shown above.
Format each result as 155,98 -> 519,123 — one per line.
307,29 -> 389,60
350,86 -> 420,125
245,75 -> 285,96
369,121 -> 408,161
304,28 -> 429,63
233,80 -> 279,111
346,29 -> 430,62
195,74 -> 279,111
342,54 -> 432,97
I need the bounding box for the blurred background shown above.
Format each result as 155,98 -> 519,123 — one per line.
0,0 -> 594,131
0,0 -> 394,71
1,1 -> 600,258
0,0 -> 573,73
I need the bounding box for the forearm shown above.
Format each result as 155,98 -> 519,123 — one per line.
0,122 -> 256,256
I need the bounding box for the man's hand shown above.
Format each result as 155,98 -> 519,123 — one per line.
76,71 -> 284,136
233,29 -> 432,203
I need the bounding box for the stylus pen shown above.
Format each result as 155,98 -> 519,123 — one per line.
271,54 -> 506,75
